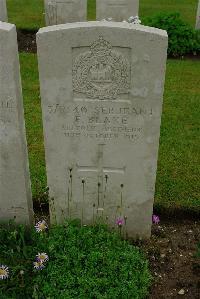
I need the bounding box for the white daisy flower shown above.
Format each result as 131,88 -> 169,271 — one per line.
33,261 -> 45,270
36,253 -> 49,263
35,220 -> 48,232
0,265 -> 9,280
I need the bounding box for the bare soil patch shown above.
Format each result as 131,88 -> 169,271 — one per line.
17,29 -> 37,53
139,220 -> 200,299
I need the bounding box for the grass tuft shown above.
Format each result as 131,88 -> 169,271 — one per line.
0,221 -> 151,298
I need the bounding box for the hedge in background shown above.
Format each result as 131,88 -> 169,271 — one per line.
143,12 -> 200,57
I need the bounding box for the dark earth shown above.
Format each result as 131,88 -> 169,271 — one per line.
21,28 -> 200,298
141,219 -> 200,299
17,30 -> 37,53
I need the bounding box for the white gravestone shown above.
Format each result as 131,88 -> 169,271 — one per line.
44,0 -> 87,25
196,0 -> 200,29
37,22 -> 168,238
0,22 -> 33,224
96,0 -> 139,22
0,0 -> 7,22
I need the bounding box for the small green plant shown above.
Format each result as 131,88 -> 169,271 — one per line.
0,220 -> 151,298
143,12 -> 200,57
193,242 -> 200,275
195,242 -> 200,258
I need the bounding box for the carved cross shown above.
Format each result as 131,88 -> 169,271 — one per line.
77,143 -> 125,185
77,144 -> 125,206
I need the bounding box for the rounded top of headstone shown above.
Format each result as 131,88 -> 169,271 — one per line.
37,21 -> 168,39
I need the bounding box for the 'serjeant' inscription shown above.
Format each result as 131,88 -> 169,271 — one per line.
48,103 -> 153,142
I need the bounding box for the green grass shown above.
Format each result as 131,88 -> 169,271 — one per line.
0,221 -> 151,298
156,59 -> 200,212
88,0 -> 96,20
19,53 -> 200,213
140,0 -> 198,27
19,53 -> 46,198
7,0 -> 45,30
7,0 -> 198,30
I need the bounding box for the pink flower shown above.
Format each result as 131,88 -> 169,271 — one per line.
116,217 -> 125,227
152,214 -> 160,224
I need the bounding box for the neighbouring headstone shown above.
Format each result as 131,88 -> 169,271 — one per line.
37,22 -> 168,238
196,0 -> 200,29
0,22 -> 33,224
0,0 -> 7,22
96,0 -> 139,22
44,0 -> 87,25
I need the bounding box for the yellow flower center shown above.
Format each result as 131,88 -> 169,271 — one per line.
35,261 -> 42,267
39,255 -> 45,260
0,269 -> 7,276
39,223 -> 46,230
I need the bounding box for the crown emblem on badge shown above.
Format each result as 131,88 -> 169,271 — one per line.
90,36 -> 112,56
73,36 -> 130,100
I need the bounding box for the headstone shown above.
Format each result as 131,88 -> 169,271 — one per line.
96,0 -> 139,22
44,0 -> 87,25
37,22 -> 168,238
196,0 -> 200,29
0,22 -> 33,224
0,0 -> 7,22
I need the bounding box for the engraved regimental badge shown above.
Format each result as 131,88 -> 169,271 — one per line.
73,36 -> 130,100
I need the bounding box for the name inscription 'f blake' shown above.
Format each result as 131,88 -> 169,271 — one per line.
73,36 -> 130,100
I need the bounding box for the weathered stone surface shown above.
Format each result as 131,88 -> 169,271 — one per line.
0,0 -> 7,22
37,22 -> 168,238
196,0 -> 200,29
96,0 -> 139,22
0,22 -> 33,224
44,0 -> 87,25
